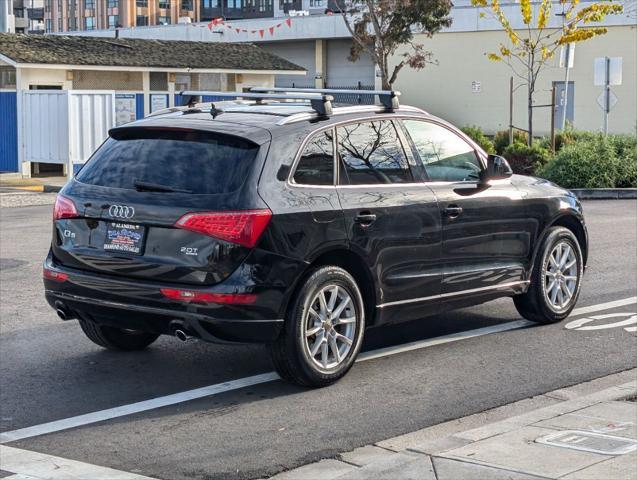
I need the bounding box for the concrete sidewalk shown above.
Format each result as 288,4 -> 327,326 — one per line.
270,370 -> 637,480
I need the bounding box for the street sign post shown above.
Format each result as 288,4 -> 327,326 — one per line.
594,57 -> 622,134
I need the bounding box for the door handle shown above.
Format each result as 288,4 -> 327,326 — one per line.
444,205 -> 463,219
355,212 -> 377,226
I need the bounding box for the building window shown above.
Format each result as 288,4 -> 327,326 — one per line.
136,15 -> 148,25
68,17 -> 77,29
85,0 -> 95,9
158,15 -> 170,24
14,7 -> 25,17
227,0 -> 241,8
45,18 -> 52,31
85,16 -> 95,29
202,0 -> 219,7
108,14 -> 118,28
159,0 -> 170,8
181,0 -> 193,9
136,0 -> 147,7
309,0 -> 323,6
108,0 -> 118,8
57,18 -> 62,30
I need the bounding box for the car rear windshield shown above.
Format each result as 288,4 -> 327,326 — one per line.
76,128 -> 259,195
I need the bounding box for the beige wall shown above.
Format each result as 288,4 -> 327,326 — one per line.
18,68 -> 72,90
392,25 -> 637,136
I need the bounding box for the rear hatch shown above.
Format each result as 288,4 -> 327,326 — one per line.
51,122 -> 271,286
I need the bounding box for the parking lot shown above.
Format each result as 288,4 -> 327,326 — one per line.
1,199 -> 636,480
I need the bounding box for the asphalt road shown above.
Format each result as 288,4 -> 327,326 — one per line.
1,200 -> 636,480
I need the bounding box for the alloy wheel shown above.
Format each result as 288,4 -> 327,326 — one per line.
303,284 -> 357,370
544,241 -> 579,311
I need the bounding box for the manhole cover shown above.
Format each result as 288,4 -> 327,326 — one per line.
536,430 -> 637,455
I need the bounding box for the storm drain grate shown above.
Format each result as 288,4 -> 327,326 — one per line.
536,430 -> 637,455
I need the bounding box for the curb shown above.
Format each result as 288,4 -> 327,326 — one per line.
571,188 -> 637,199
269,370 -> 637,480
1,185 -> 62,193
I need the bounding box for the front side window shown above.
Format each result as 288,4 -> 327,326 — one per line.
293,130 -> 334,185
337,120 -> 413,185
403,120 -> 482,182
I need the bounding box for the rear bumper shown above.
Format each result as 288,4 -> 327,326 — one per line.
43,256 -> 284,344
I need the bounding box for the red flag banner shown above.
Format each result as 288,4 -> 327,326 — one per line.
285,18 -> 292,27
235,28 -> 241,33
276,23 -> 282,28
269,26 -> 275,35
259,29 -> 264,38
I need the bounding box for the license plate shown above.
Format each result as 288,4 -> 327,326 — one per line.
104,222 -> 145,255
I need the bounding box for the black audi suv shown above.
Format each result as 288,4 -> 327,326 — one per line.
44,89 -> 587,387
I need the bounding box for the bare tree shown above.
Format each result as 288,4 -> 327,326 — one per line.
336,0 -> 453,90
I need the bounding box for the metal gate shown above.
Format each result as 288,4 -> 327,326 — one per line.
21,90 -> 115,175
0,91 -> 18,172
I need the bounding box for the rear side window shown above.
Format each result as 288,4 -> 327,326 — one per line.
76,129 -> 259,195
293,130 -> 334,185
337,121 -> 413,185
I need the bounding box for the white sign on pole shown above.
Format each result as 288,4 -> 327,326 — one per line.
597,91 -> 618,111
559,44 -> 575,68
594,57 -> 622,86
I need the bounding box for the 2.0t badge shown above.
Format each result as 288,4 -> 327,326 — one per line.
108,205 -> 135,219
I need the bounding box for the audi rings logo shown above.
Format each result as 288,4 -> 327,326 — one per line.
108,205 -> 135,219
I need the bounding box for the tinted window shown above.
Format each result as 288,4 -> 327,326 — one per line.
293,130 -> 334,185
337,121 -> 413,185
403,120 -> 482,182
76,129 -> 259,195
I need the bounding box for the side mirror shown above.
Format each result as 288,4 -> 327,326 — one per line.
481,154 -> 513,182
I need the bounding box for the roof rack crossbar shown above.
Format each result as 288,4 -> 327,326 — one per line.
250,87 -> 400,111
178,90 -> 333,117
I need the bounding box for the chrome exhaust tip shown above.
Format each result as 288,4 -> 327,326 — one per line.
174,329 -> 193,342
56,308 -> 68,321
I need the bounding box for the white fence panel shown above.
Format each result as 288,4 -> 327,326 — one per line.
22,90 -> 69,165
68,91 -> 115,168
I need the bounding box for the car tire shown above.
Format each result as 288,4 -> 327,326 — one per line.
269,266 -> 366,388
79,318 -> 159,351
514,226 -> 584,324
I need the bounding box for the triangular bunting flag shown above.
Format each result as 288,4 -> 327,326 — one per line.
285,18 -> 292,27
235,28 -> 241,33
259,29 -> 265,38
276,23 -> 282,28
269,26 -> 275,35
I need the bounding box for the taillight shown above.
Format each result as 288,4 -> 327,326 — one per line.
160,288 -> 257,305
53,195 -> 78,220
174,209 -> 272,248
43,267 -> 68,283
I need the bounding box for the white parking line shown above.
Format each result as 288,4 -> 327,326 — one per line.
0,445 -> 157,480
1,296 -> 634,445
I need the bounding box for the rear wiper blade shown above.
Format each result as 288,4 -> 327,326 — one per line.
133,180 -> 191,194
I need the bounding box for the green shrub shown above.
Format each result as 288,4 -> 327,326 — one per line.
610,135 -> 637,187
537,134 -> 619,188
503,142 -> 550,175
538,128 -> 598,152
494,130 -> 528,154
460,125 -> 495,154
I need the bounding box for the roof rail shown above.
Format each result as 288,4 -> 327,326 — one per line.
178,90 -> 333,117
250,87 -> 401,111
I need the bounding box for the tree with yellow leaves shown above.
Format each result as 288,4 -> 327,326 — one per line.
471,0 -> 623,145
